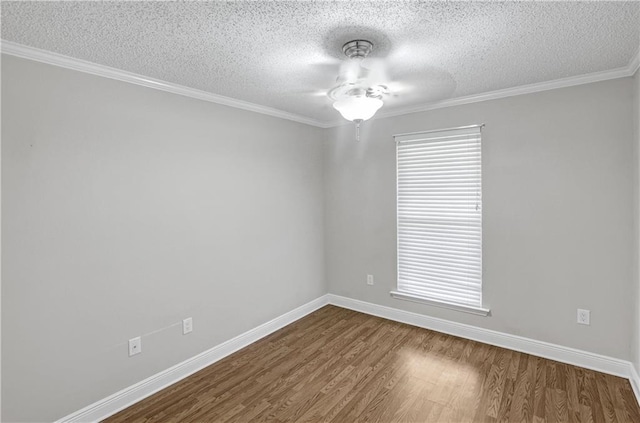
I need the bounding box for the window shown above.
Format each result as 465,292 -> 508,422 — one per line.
391,125 -> 488,316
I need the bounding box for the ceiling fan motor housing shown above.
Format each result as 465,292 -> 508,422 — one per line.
342,40 -> 374,59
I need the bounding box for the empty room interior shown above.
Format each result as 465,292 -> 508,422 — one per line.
2,1 -> 640,422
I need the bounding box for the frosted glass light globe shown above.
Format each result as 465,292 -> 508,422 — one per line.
333,96 -> 383,122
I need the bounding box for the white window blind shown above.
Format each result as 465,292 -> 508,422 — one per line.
393,125 -> 485,314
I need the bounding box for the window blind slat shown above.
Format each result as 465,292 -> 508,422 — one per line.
399,264 -> 481,281
396,126 -> 482,309
397,286 -> 481,306
401,262 -> 481,276
398,156 -> 480,167
398,159 -> 481,167
398,151 -> 480,161
398,244 -> 481,260
398,242 -> 480,257
399,248 -> 482,263
398,228 -> 481,242
398,164 -> 481,174
398,280 -> 481,298
397,280 -> 481,298
398,140 -> 481,151
397,281 -> 481,300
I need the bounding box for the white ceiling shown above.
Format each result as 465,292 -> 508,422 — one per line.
2,1 -> 639,125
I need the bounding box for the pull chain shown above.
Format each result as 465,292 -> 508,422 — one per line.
354,119 -> 363,141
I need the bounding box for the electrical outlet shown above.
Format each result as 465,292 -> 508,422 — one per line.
366,274 -> 374,285
129,337 -> 142,356
577,309 -> 590,325
183,317 -> 193,335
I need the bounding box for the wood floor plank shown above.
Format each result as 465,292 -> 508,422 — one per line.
508,353 -> 534,423
586,369 -> 607,423
533,357 -> 548,422
565,362 -> 581,423
104,306 -> 640,423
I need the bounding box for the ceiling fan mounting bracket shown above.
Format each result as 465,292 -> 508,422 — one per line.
342,40 -> 374,60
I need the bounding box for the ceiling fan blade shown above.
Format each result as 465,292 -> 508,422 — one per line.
282,88 -> 329,98
335,60 -> 361,84
359,58 -> 389,86
380,69 -> 457,106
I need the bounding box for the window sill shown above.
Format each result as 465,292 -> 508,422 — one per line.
390,291 -> 491,316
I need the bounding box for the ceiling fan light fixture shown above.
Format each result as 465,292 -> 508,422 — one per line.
332,95 -> 383,122
329,39 -> 387,138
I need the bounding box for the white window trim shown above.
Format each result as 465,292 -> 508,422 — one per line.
392,124 -> 490,317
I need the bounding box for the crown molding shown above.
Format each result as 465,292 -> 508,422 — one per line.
370,62 -> 638,124
629,46 -> 640,76
2,40 -> 637,130
0,40 -> 329,128
327,49 -> 640,127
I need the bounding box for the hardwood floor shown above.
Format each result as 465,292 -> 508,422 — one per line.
104,306 -> 640,422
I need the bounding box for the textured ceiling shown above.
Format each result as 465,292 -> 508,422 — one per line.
2,1 -> 639,124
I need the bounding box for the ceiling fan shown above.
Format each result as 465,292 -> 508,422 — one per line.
328,39 -> 392,140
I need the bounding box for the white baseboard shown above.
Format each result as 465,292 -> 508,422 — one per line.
327,294 -> 634,381
55,295 -> 330,423
56,293 -> 639,422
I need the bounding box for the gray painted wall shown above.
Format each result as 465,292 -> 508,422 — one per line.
324,78 -> 635,361
1,55 -> 326,422
634,70 -> 640,373
2,53 -> 638,423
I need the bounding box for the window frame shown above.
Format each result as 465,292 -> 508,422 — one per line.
391,125 -> 490,316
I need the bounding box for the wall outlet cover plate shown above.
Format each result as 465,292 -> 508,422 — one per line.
577,309 -> 590,325
128,337 -> 142,356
